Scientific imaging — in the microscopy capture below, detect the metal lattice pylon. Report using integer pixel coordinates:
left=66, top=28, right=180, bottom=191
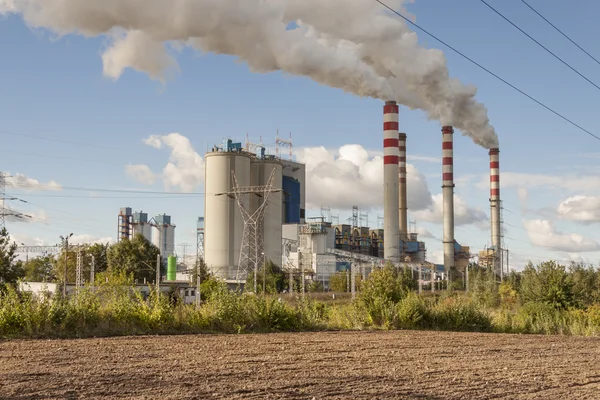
left=76, top=250, right=83, bottom=289
left=222, top=169, right=281, bottom=290
left=0, top=172, right=5, bottom=231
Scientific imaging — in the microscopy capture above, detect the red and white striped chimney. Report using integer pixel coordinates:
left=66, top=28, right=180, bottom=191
left=383, top=101, right=400, bottom=262
left=398, top=132, right=408, bottom=241
left=442, top=126, right=455, bottom=273
left=489, top=148, right=501, bottom=271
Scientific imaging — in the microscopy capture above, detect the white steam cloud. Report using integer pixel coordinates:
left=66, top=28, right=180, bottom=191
left=2, top=0, right=498, bottom=148
left=126, top=133, right=204, bottom=192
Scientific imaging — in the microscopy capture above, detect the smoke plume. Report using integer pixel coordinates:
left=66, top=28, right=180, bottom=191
left=2, top=0, right=498, bottom=148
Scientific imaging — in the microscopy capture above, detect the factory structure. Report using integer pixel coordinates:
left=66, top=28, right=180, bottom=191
left=117, top=208, right=176, bottom=258
left=200, top=101, right=505, bottom=290
left=203, top=138, right=306, bottom=281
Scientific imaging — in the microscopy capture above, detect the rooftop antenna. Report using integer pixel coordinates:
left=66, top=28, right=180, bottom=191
left=276, top=130, right=293, bottom=160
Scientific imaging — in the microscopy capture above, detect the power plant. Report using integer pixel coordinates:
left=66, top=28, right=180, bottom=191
left=117, top=207, right=176, bottom=258
left=106, top=104, right=506, bottom=291
left=195, top=100, right=504, bottom=290
left=203, top=139, right=306, bottom=282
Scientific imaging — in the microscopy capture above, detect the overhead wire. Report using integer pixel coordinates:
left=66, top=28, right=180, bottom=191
left=478, top=0, right=600, bottom=92
left=374, top=0, right=600, bottom=142
left=520, top=0, right=600, bottom=66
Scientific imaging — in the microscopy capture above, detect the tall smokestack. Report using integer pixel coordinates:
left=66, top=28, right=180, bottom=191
left=442, top=126, right=455, bottom=274
left=489, top=148, right=501, bottom=273
left=398, top=132, right=408, bottom=241
left=384, top=101, right=400, bottom=263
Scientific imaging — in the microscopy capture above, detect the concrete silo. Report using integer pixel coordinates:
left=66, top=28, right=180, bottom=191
left=204, top=149, right=251, bottom=280
left=152, top=214, right=175, bottom=257
left=261, top=158, right=283, bottom=268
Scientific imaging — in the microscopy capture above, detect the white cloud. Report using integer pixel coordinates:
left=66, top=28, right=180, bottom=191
left=9, top=233, right=46, bottom=247
left=413, top=194, right=487, bottom=227
left=4, top=208, right=48, bottom=225
left=143, top=135, right=165, bottom=149
left=557, top=195, right=600, bottom=223
left=69, top=234, right=115, bottom=245
left=5, top=173, right=62, bottom=191
left=428, top=249, right=444, bottom=265
left=102, top=30, right=179, bottom=83
left=296, top=144, right=433, bottom=212
left=125, top=164, right=157, bottom=185
left=523, top=219, right=600, bottom=252
left=0, top=0, right=15, bottom=13
left=474, top=172, right=600, bottom=194
left=517, top=186, right=528, bottom=210
left=126, top=133, right=204, bottom=192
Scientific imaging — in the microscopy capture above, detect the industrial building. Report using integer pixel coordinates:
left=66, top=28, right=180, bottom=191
left=117, top=208, right=176, bottom=258
left=199, top=99, right=504, bottom=291
left=203, top=138, right=306, bottom=281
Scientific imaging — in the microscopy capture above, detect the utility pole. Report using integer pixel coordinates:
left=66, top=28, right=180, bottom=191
left=262, top=252, right=266, bottom=294
left=156, top=254, right=161, bottom=295
left=76, top=250, right=83, bottom=290
left=196, top=260, right=201, bottom=308
left=60, top=233, right=73, bottom=298
left=90, top=255, right=95, bottom=292
left=418, top=263, right=422, bottom=294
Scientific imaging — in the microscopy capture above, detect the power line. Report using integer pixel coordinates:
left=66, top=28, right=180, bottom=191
left=7, top=181, right=204, bottom=195
left=0, top=129, right=128, bottom=153
left=521, top=0, right=600, bottom=66
left=375, top=0, right=600, bottom=142
left=478, top=0, right=600, bottom=92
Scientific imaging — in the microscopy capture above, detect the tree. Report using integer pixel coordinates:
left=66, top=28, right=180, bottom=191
left=0, top=228, right=24, bottom=289
left=468, top=265, right=499, bottom=307
left=87, top=242, right=110, bottom=275
left=245, top=260, right=286, bottom=294
left=520, top=261, right=574, bottom=309
left=53, top=242, right=110, bottom=286
left=569, top=262, right=600, bottom=307
left=107, top=235, right=161, bottom=283
left=24, top=254, right=56, bottom=282
left=190, top=257, right=210, bottom=285
left=308, top=279, right=324, bottom=293
left=329, top=272, right=348, bottom=292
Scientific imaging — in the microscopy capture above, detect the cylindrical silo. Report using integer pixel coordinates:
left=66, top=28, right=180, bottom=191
left=204, top=151, right=251, bottom=280
left=167, top=256, right=177, bottom=281
left=261, top=159, right=283, bottom=268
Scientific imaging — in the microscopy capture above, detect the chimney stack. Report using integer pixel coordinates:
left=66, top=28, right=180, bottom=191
left=398, top=132, right=408, bottom=241
left=383, top=101, right=400, bottom=263
left=489, top=148, right=501, bottom=273
left=442, top=126, right=455, bottom=274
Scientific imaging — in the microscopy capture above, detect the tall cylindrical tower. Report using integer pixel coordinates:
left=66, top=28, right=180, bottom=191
left=398, top=132, right=408, bottom=241
left=383, top=101, right=400, bottom=262
left=204, top=151, right=251, bottom=280
left=442, top=126, right=455, bottom=273
left=489, top=148, right=501, bottom=273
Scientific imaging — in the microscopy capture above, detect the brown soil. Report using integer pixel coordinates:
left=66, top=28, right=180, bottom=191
left=1, top=330, right=599, bottom=399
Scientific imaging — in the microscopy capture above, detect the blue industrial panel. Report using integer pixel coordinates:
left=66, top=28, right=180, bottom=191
left=283, top=176, right=301, bottom=223
left=454, top=241, right=462, bottom=252
left=336, top=262, right=351, bottom=272
left=405, top=241, right=419, bottom=253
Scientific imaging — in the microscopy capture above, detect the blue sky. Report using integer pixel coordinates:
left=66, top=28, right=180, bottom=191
left=2, top=0, right=600, bottom=269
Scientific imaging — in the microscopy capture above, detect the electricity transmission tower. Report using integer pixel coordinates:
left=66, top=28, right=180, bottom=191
left=219, top=170, right=281, bottom=290
left=0, top=173, right=4, bottom=230
left=196, top=217, right=204, bottom=265
left=76, top=250, right=83, bottom=289
left=0, top=172, right=31, bottom=229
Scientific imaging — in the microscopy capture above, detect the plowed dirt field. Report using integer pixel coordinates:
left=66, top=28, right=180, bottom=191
left=1, top=330, right=599, bottom=399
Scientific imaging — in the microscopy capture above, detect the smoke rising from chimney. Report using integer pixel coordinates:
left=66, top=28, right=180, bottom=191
left=2, top=0, right=498, bottom=148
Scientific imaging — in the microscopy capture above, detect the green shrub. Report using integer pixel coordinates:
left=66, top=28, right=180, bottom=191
left=394, top=293, right=428, bottom=330
left=430, top=296, right=492, bottom=332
